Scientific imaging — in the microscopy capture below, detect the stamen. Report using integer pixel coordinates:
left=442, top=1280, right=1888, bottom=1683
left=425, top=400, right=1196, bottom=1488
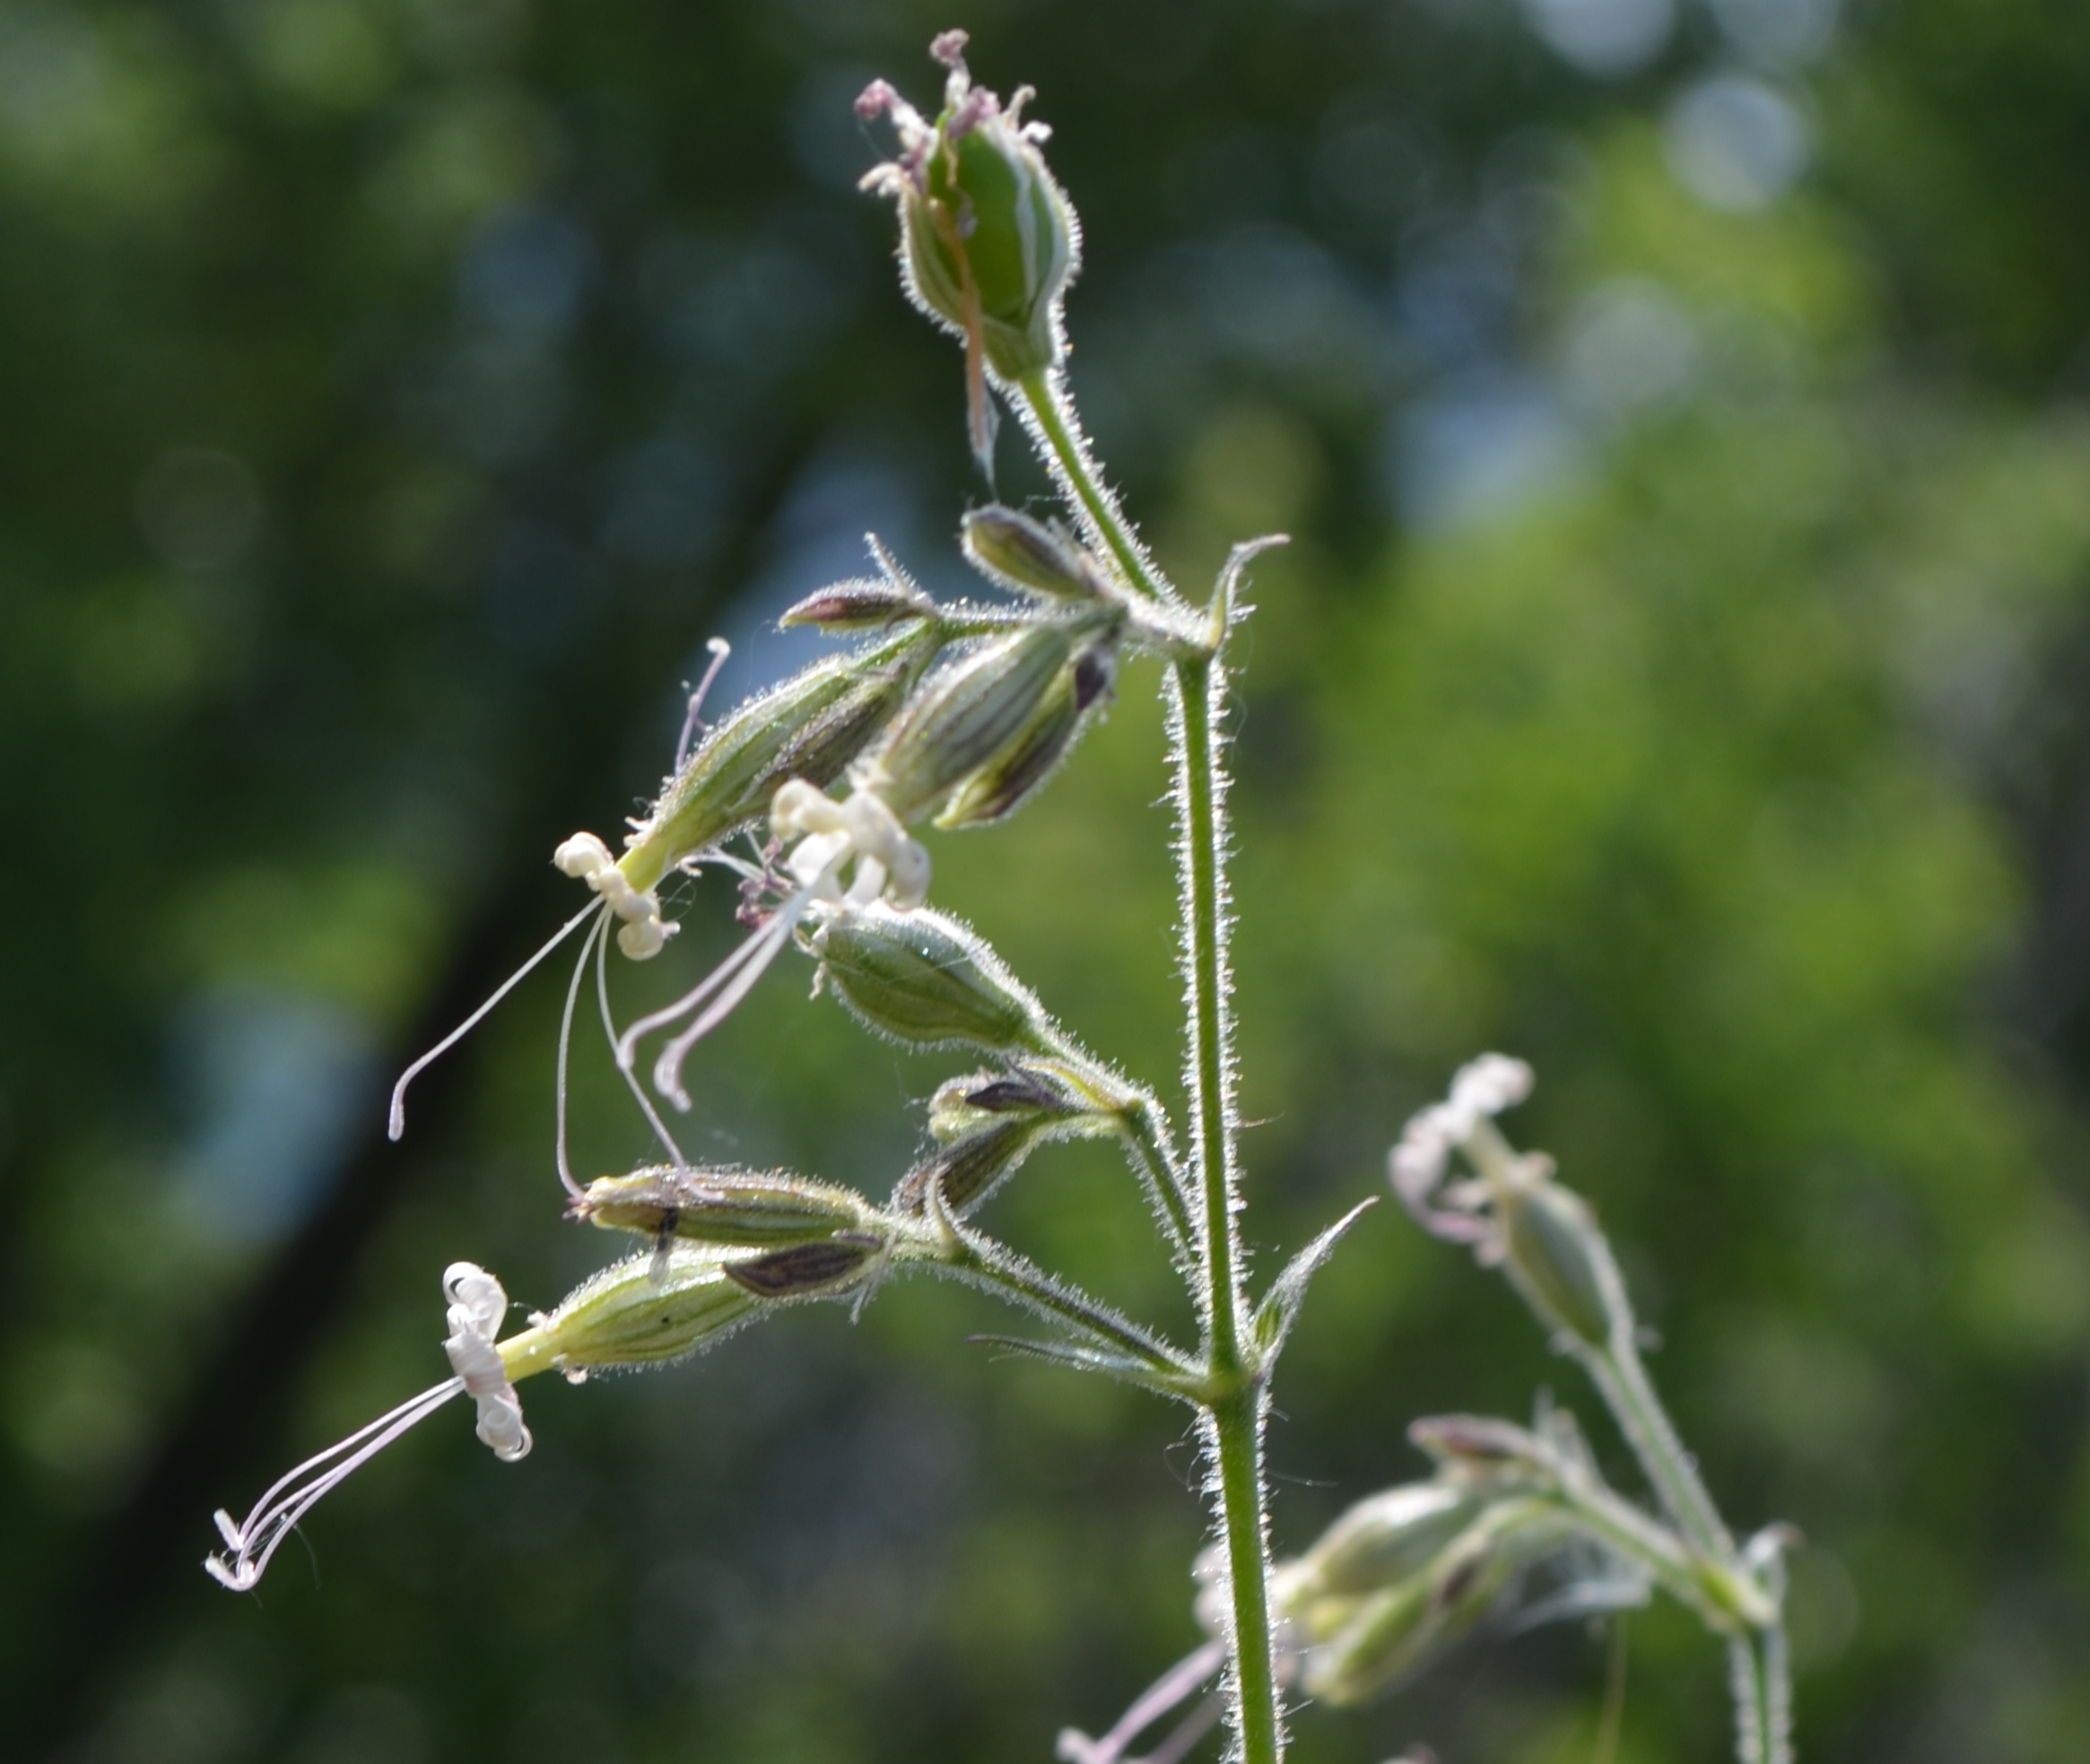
left=675, top=637, right=733, bottom=772
left=554, top=912, right=610, bottom=1198
left=205, top=1378, right=465, bottom=1591
left=206, top=1262, right=530, bottom=1594
left=1056, top=1640, right=1226, bottom=1764
left=595, top=900, right=689, bottom=1167
left=389, top=900, right=602, bottom=1142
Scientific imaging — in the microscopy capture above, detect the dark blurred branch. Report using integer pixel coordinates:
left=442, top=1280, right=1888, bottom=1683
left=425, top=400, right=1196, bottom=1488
left=13, top=425, right=814, bottom=1761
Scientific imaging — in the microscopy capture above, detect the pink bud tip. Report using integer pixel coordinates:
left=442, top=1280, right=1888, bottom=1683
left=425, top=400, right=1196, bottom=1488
left=855, top=80, right=899, bottom=122
left=929, top=29, right=969, bottom=68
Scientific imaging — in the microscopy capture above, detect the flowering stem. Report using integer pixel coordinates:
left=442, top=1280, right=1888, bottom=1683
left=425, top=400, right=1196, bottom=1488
left=1016, top=369, right=1176, bottom=608
left=1174, top=654, right=1284, bottom=1764
left=1727, top=1622, right=1793, bottom=1764
left=1577, top=1335, right=1733, bottom=1563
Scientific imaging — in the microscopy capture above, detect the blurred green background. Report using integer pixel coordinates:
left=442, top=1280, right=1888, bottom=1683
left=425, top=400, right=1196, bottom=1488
left=4, top=0, right=2089, bottom=1759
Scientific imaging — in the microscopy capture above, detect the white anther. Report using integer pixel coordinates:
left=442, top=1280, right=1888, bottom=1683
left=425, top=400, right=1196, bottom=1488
left=553, top=831, right=614, bottom=881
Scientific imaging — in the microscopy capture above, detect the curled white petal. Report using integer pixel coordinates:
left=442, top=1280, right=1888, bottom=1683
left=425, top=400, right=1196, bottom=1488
left=1450, top=1053, right=1535, bottom=1123
left=443, top=1261, right=533, bottom=1463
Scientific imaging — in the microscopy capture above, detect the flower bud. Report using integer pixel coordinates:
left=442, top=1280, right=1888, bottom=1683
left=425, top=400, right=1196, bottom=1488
left=934, top=639, right=1117, bottom=830
left=574, top=1166, right=881, bottom=1248
left=961, top=507, right=1104, bottom=602
left=861, top=39, right=1078, bottom=385
left=1406, top=1415, right=1561, bottom=1484
left=780, top=577, right=938, bottom=631
left=1296, top=1483, right=1490, bottom=1598
left=866, top=624, right=1075, bottom=823
left=1301, top=1499, right=1570, bottom=1708
left=623, top=626, right=935, bottom=893
left=1496, top=1166, right=1632, bottom=1351
left=925, top=1064, right=1082, bottom=1140
left=894, top=1117, right=1046, bottom=1217
left=811, top=901, right=1053, bottom=1055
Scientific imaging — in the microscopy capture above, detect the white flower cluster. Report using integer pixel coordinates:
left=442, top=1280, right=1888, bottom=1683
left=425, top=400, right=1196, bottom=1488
left=1388, top=1054, right=1534, bottom=1243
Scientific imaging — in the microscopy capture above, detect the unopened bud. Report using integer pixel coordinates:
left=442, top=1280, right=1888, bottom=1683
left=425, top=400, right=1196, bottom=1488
left=725, top=1233, right=886, bottom=1299
left=1496, top=1166, right=1631, bottom=1351
left=961, top=507, right=1104, bottom=602
left=1406, top=1415, right=1560, bottom=1484
left=625, top=628, right=934, bottom=892
left=934, top=639, right=1117, bottom=830
left=868, top=624, right=1075, bottom=823
left=1297, top=1483, right=1490, bottom=1598
left=812, top=901, right=1053, bottom=1055
left=863, top=48, right=1078, bottom=383
left=1301, top=1499, right=1570, bottom=1708
left=926, top=1064, right=1078, bottom=1140
left=895, top=1117, right=1046, bottom=1217
left=575, top=1166, right=881, bottom=1248
left=781, top=577, right=938, bottom=632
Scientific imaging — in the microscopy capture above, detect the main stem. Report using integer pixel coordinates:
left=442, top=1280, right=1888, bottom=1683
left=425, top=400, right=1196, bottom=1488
left=1020, top=361, right=1280, bottom=1763
left=1174, top=656, right=1283, bottom=1764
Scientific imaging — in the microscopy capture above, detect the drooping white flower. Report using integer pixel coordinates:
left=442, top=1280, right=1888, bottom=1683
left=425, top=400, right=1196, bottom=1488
left=205, top=1263, right=528, bottom=1592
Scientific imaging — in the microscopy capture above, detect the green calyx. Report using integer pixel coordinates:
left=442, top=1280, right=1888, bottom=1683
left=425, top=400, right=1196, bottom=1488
left=575, top=1166, right=883, bottom=1248
left=810, top=902, right=1054, bottom=1055
left=622, top=623, right=939, bottom=893
left=905, top=114, right=1075, bottom=382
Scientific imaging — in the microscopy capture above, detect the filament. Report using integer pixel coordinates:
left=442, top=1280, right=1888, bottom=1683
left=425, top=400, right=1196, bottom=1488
left=1056, top=1640, right=1225, bottom=1764
left=647, top=889, right=818, bottom=1110
left=675, top=636, right=733, bottom=772
left=554, top=911, right=610, bottom=1198
left=389, top=901, right=601, bottom=1143
left=613, top=881, right=824, bottom=1108
left=596, top=900, right=689, bottom=1167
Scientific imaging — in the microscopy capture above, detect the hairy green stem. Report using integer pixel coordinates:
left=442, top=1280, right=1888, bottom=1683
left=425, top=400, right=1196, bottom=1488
left=1021, top=352, right=1279, bottom=1762
left=1579, top=1337, right=1733, bottom=1560
left=1017, top=369, right=1177, bottom=608
left=1175, top=656, right=1283, bottom=1764
left=1117, top=1091, right=1196, bottom=1259
left=919, top=1228, right=1193, bottom=1377
left=1727, top=1623, right=1792, bottom=1764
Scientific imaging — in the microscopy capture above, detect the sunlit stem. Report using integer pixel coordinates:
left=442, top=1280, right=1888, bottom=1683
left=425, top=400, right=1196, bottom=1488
left=1025, top=345, right=1281, bottom=1760
left=1016, top=368, right=1179, bottom=610
left=918, top=1211, right=1196, bottom=1381
left=1728, top=1621, right=1793, bottom=1764
left=1575, top=1333, right=1734, bottom=1562
left=1175, top=649, right=1283, bottom=1764
left=1115, top=1090, right=1196, bottom=1264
